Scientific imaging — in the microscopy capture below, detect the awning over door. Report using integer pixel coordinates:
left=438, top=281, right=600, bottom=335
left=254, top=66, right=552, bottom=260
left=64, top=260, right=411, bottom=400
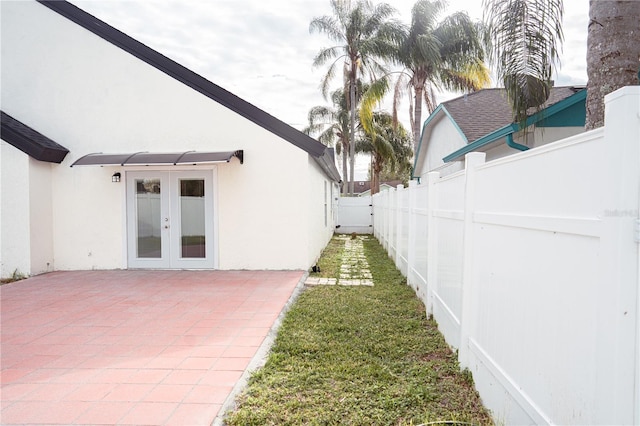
left=71, top=150, right=243, bottom=166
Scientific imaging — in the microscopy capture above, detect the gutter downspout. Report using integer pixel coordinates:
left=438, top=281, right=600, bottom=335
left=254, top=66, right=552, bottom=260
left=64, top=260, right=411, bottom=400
left=505, top=131, right=529, bottom=152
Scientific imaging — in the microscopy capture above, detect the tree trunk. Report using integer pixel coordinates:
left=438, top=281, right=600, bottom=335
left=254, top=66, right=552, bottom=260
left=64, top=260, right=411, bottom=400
left=413, top=85, right=424, bottom=154
left=341, top=139, right=348, bottom=194
left=371, top=154, right=382, bottom=195
left=585, top=0, right=640, bottom=130
left=348, top=68, right=357, bottom=196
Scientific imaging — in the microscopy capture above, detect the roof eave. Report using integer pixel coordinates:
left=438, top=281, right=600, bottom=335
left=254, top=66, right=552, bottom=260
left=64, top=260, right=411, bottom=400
left=442, top=89, right=587, bottom=163
left=1, top=111, right=69, bottom=163
left=411, top=105, right=468, bottom=179
left=36, top=0, right=327, bottom=158
left=314, top=148, right=342, bottom=183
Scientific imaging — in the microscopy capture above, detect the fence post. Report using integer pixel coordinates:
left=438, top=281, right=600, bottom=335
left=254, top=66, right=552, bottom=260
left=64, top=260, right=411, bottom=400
left=594, top=86, right=640, bottom=424
left=458, top=152, right=486, bottom=370
left=389, top=187, right=395, bottom=261
left=385, top=189, right=391, bottom=250
left=426, top=171, right=440, bottom=316
left=395, top=185, right=404, bottom=270
left=407, top=180, right=417, bottom=289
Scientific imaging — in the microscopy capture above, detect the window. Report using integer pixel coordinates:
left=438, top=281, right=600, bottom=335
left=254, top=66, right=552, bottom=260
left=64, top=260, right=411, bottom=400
left=324, top=181, right=328, bottom=227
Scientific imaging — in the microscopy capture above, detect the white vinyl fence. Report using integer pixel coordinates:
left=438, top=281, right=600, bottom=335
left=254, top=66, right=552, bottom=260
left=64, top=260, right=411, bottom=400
left=372, top=86, right=640, bottom=425
left=337, top=196, right=373, bottom=234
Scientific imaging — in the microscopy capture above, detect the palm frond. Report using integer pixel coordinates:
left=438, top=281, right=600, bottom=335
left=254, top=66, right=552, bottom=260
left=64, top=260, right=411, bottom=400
left=359, top=77, right=390, bottom=134
left=309, top=15, right=344, bottom=43
left=392, top=71, right=411, bottom=129
left=318, top=58, right=341, bottom=99
left=312, top=46, right=343, bottom=68
left=483, top=0, right=563, bottom=122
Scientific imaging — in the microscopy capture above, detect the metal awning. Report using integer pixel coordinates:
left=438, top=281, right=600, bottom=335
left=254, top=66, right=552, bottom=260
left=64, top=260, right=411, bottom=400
left=71, top=150, right=243, bottom=166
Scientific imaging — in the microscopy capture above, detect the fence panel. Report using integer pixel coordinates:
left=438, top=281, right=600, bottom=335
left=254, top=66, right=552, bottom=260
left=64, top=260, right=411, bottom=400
left=388, top=188, right=397, bottom=261
left=432, top=172, right=465, bottom=348
left=407, top=183, right=428, bottom=301
left=370, top=86, right=640, bottom=425
left=396, top=186, right=410, bottom=275
left=466, top=130, right=606, bottom=424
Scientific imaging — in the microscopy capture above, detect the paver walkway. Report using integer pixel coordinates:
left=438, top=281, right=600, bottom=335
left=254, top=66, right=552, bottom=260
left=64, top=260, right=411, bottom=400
left=305, top=235, right=373, bottom=287
left=0, top=270, right=303, bottom=425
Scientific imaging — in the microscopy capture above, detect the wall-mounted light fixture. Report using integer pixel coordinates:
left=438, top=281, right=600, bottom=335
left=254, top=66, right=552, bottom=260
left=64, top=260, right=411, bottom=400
left=112, top=172, right=121, bottom=183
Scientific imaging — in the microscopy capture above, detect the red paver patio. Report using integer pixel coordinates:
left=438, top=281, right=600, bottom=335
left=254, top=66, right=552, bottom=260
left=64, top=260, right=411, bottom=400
left=0, top=270, right=303, bottom=425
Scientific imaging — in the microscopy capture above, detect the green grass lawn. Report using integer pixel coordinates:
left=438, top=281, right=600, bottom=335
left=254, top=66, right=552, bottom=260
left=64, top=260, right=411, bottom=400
left=225, top=235, right=493, bottom=426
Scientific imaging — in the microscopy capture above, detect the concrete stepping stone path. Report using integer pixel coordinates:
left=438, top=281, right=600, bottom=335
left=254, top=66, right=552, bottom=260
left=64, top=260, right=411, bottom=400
left=305, top=235, right=374, bottom=287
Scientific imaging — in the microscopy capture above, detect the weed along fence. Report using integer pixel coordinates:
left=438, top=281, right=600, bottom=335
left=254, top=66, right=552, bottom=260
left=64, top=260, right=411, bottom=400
left=372, top=86, right=640, bottom=425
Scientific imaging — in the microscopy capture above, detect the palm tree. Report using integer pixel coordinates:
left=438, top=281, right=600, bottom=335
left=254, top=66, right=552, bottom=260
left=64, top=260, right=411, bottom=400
left=483, top=0, right=563, bottom=126
left=357, top=111, right=412, bottom=195
left=310, top=0, right=403, bottom=195
left=483, top=0, right=639, bottom=130
left=586, top=1, right=640, bottom=129
left=393, top=0, right=490, bottom=150
left=303, top=89, right=351, bottom=194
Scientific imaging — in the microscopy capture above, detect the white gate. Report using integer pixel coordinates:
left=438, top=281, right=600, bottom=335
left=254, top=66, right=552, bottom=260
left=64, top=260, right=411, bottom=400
left=336, top=196, right=372, bottom=234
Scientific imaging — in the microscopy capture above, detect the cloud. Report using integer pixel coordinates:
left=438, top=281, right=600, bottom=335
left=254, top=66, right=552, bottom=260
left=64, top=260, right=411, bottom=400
left=70, top=0, right=589, bottom=180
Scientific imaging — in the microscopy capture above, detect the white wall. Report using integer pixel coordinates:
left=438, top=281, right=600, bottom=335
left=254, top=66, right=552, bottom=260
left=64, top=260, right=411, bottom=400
left=306, top=158, right=336, bottom=268
left=0, top=142, right=31, bottom=278
left=1, top=1, right=335, bottom=271
left=416, top=110, right=585, bottom=176
left=414, top=112, right=467, bottom=177
left=1, top=143, right=56, bottom=278
left=373, top=86, right=640, bottom=425
left=28, top=158, right=54, bottom=275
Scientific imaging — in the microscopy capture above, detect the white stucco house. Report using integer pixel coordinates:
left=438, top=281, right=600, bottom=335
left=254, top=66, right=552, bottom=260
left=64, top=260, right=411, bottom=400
left=413, top=86, right=587, bottom=178
left=0, top=0, right=341, bottom=278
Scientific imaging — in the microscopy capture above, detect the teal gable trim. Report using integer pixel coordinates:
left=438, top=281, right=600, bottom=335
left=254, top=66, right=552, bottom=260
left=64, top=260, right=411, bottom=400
left=521, top=89, right=586, bottom=128
left=538, top=100, right=586, bottom=127
left=443, top=123, right=514, bottom=162
left=442, top=89, right=586, bottom=163
left=441, top=107, right=468, bottom=141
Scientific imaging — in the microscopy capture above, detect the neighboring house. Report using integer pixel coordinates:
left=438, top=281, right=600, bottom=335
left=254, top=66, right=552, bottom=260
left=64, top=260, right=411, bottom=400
left=413, top=86, right=586, bottom=178
left=0, top=0, right=341, bottom=278
left=353, top=180, right=404, bottom=197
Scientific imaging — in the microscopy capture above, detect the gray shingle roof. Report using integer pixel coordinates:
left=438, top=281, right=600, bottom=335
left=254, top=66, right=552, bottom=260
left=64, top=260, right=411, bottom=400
left=443, top=86, right=585, bottom=143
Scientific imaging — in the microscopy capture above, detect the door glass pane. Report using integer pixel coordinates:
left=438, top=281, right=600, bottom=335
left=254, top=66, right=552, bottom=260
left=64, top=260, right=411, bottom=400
left=180, top=179, right=205, bottom=258
left=136, top=179, right=162, bottom=258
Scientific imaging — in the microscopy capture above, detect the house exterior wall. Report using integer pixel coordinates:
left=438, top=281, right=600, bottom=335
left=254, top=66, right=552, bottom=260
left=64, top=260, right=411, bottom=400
left=529, top=126, right=584, bottom=147
left=306, top=157, right=336, bottom=266
left=0, top=142, right=31, bottom=278
left=28, top=158, right=55, bottom=275
left=484, top=126, right=586, bottom=162
left=416, top=112, right=585, bottom=176
left=1, top=1, right=335, bottom=273
left=415, top=113, right=466, bottom=177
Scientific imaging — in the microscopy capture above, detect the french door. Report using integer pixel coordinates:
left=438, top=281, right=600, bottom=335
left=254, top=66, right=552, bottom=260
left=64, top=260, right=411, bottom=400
left=126, top=170, right=214, bottom=269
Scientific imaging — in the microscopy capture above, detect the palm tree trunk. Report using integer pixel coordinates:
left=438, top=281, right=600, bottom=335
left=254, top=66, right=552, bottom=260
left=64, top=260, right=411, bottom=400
left=342, top=140, right=348, bottom=194
left=586, top=0, right=640, bottom=130
left=371, top=154, right=382, bottom=195
left=413, top=85, right=424, bottom=153
left=349, top=70, right=357, bottom=196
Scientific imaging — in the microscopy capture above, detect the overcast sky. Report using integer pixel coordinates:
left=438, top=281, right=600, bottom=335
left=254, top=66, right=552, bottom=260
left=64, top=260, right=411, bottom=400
left=70, top=0, right=589, bottom=178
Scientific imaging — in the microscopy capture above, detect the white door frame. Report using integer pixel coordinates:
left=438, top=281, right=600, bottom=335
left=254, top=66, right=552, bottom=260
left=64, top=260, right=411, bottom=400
left=126, top=169, right=216, bottom=269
